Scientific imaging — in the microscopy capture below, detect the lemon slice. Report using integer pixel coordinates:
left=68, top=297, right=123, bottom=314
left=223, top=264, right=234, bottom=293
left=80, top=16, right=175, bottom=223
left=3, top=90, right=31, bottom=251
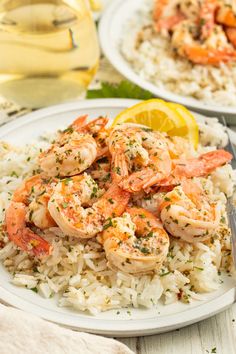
left=168, top=103, right=199, bottom=149
left=112, top=99, right=199, bottom=149
left=112, top=99, right=185, bottom=132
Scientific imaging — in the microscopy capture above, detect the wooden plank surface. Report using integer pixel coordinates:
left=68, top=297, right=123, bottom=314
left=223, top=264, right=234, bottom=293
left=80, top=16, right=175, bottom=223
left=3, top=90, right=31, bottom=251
left=117, top=303, right=236, bottom=354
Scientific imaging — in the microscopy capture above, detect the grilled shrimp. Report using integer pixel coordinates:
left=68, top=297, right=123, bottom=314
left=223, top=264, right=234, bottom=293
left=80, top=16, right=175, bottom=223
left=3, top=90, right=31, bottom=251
left=5, top=174, right=57, bottom=257
left=153, top=0, right=186, bottom=32
left=225, top=27, right=236, bottom=48
left=159, top=180, right=222, bottom=242
left=39, top=116, right=108, bottom=177
left=200, top=0, right=219, bottom=39
left=166, top=136, right=196, bottom=159
left=48, top=173, right=130, bottom=239
left=109, top=125, right=172, bottom=191
left=216, top=0, right=236, bottom=47
left=172, top=19, right=236, bottom=65
left=88, top=155, right=112, bottom=189
left=216, top=1, right=236, bottom=27
left=101, top=207, right=169, bottom=274
left=158, top=149, right=232, bottom=186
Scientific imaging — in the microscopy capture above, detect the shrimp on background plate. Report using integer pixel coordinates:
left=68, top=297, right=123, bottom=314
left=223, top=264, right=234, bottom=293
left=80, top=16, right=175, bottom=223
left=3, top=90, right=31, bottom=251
left=171, top=19, right=236, bottom=65
left=153, top=0, right=186, bottom=32
left=101, top=207, right=169, bottom=274
left=154, top=0, right=236, bottom=64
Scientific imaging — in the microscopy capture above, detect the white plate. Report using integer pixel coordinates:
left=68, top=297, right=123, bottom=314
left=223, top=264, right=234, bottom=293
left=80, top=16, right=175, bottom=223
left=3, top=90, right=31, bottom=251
left=99, top=0, right=236, bottom=120
left=0, top=99, right=235, bottom=337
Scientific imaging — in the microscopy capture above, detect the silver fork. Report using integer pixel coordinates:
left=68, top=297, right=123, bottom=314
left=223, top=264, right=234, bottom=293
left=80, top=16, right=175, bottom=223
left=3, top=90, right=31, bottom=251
left=220, top=116, right=236, bottom=267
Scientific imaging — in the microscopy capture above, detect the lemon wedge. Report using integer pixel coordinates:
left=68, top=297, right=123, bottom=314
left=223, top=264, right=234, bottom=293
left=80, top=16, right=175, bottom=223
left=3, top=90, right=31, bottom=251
left=168, top=103, right=199, bottom=149
left=112, top=99, right=199, bottom=149
left=112, top=99, right=185, bottom=131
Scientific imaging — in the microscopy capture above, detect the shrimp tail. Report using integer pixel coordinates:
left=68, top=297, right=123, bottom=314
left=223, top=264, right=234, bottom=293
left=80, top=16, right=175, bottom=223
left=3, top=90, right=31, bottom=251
left=225, top=27, right=236, bottom=48
left=75, top=116, right=109, bottom=134
left=71, top=115, right=88, bottom=131
left=119, top=169, right=155, bottom=192
left=159, top=149, right=232, bottom=186
left=120, top=168, right=170, bottom=192
left=112, top=152, right=129, bottom=182
left=184, top=45, right=236, bottom=65
left=99, top=183, right=130, bottom=219
left=5, top=202, right=52, bottom=257
left=174, top=149, right=232, bottom=177
left=216, top=5, right=236, bottom=27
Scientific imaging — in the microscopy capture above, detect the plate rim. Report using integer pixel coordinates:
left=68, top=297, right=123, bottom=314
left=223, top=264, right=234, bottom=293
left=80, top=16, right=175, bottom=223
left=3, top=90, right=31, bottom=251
left=99, top=0, right=236, bottom=116
left=0, top=98, right=235, bottom=336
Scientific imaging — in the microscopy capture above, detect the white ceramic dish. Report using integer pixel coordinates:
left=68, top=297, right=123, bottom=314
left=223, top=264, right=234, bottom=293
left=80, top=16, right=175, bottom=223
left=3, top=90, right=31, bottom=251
left=99, top=0, right=236, bottom=122
left=0, top=99, right=235, bottom=337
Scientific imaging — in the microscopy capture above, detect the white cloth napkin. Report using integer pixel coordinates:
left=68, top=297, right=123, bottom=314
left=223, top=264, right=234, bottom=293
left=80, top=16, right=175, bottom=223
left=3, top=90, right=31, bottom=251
left=0, top=304, right=134, bottom=354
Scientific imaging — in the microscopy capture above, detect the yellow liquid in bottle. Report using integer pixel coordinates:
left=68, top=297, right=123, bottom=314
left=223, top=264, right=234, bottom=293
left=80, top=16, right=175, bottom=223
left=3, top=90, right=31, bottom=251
left=0, top=0, right=100, bottom=108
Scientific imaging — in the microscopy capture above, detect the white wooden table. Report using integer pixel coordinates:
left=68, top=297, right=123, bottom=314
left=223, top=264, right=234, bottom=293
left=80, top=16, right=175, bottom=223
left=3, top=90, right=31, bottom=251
left=118, top=303, right=236, bottom=354
left=0, top=55, right=235, bottom=354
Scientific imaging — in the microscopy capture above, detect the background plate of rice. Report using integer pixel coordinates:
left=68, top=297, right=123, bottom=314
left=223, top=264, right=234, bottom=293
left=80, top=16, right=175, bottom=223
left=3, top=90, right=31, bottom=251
left=99, top=0, right=236, bottom=122
left=0, top=99, right=235, bottom=337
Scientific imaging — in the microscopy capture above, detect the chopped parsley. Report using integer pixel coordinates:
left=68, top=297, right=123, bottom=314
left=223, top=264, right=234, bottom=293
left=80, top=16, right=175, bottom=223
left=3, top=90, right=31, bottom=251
left=160, top=271, right=171, bottom=277
left=64, top=178, right=72, bottom=186
left=194, top=266, right=204, bottom=271
left=140, top=247, right=151, bottom=254
left=62, top=126, right=74, bottom=134
left=103, top=218, right=113, bottom=230
left=31, top=287, right=38, bottom=293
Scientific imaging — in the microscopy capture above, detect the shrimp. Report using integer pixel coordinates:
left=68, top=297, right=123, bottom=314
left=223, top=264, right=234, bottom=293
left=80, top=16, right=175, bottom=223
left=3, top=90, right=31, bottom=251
left=153, top=0, right=186, bottom=32
left=5, top=203, right=52, bottom=257
left=101, top=207, right=169, bottom=274
left=166, top=136, right=196, bottom=159
left=131, top=189, right=167, bottom=217
left=5, top=174, right=57, bottom=257
left=159, top=149, right=232, bottom=186
left=172, top=19, right=236, bottom=65
left=48, top=173, right=130, bottom=239
left=39, top=116, right=108, bottom=177
left=10, top=174, right=57, bottom=230
left=159, top=179, right=222, bottom=242
left=109, top=125, right=172, bottom=191
left=215, top=1, right=236, bottom=47
left=216, top=1, right=236, bottom=27
left=225, top=27, right=236, bottom=47
left=73, top=115, right=110, bottom=158
left=200, top=0, right=220, bottom=40
left=88, top=155, right=112, bottom=189
left=179, top=0, right=201, bottom=21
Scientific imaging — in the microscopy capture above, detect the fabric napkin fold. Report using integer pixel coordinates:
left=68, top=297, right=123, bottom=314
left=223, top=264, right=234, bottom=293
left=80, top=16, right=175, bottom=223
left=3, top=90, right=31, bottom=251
left=0, top=304, right=134, bottom=354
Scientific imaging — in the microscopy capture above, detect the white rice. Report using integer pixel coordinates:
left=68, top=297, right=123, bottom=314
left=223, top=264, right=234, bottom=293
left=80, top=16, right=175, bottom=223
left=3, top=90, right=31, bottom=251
left=120, top=0, right=236, bottom=107
left=0, top=118, right=235, bottom=314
